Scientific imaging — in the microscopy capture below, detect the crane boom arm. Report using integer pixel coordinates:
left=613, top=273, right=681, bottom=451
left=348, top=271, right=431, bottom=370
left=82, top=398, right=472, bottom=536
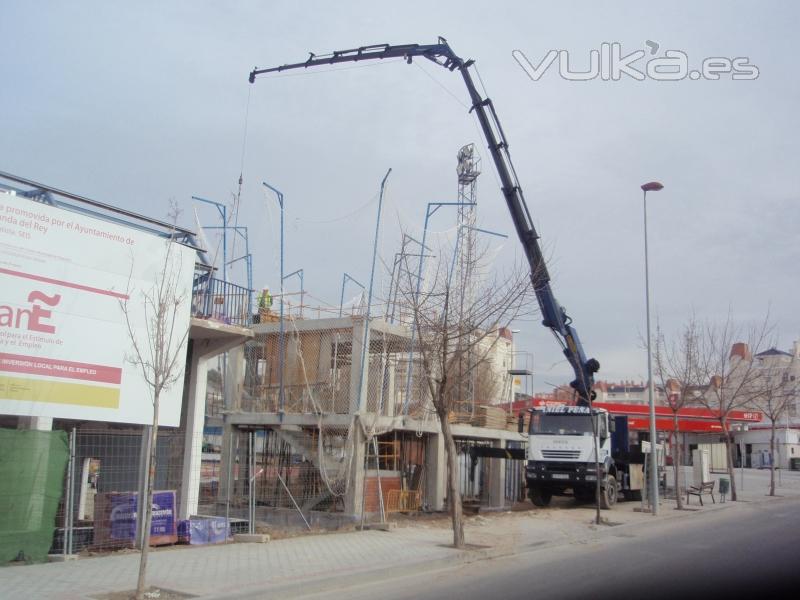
left=249, top=38, right=599, bottom=404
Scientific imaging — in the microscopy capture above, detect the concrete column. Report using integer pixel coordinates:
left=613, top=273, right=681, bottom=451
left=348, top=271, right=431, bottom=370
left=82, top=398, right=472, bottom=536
left=384, top=357, right=396, bottom=417
left=178, top=349, right=208, bottom=519
left=224, top=345, right=245, bottom=411
left=217, top=422, right=236, bottom=505
left=344, top=420, right=366, bottom=517
left=181, top=340, right=246, bottom=518
left=425, top=432, right=446, bottom=511
left=488, top=438, right=506, bottom=508
left=350, top=319, right=368, bottom=413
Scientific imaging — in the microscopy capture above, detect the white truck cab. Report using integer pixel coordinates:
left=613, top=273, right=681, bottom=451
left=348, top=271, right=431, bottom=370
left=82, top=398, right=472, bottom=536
left=523, top=405, right=617, bottom=508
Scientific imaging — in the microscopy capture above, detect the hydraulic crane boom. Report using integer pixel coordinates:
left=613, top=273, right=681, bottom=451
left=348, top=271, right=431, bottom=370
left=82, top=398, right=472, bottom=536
left=249, top=38, right=600, bottom=404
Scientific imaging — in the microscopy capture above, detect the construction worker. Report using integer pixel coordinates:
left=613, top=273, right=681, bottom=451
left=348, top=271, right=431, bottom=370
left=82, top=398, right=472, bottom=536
left=258, top=286, right=273, bottom=312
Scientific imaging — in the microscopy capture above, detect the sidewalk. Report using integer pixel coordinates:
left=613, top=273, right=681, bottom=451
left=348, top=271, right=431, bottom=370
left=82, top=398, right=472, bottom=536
left=2, top=468, right=798, bottom=600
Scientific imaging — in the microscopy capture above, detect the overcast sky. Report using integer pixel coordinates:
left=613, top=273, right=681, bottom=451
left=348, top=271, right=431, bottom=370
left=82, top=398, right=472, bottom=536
left=2, top=1, right=798, bottom=392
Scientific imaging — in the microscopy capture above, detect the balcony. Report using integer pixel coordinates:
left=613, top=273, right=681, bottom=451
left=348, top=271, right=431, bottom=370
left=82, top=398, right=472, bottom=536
left=192, top=274, right=253, bottom=328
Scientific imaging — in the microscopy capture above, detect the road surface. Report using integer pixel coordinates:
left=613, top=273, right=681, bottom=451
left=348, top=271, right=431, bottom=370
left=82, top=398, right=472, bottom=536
left=293, top=498, right=800, bottom=600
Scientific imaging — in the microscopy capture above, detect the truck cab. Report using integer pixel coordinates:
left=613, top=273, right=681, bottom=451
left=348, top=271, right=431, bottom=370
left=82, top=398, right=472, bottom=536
left=523, top=405, right=618, bottom=508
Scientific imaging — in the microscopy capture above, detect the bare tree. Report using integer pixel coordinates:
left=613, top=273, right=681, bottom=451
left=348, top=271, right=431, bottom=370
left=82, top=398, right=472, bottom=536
left=696, top=314, right=771, bottom=502
left=751, top=350, right=797, bottom=496
left=402, top=248, right=532, bottom=548
left=120, top=203, right=191, bottom=600
left=653, top=316, right=704, bottom=509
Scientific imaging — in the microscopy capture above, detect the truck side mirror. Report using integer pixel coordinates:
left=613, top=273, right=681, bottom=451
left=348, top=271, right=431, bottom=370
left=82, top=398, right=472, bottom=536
left=518, top=413, right=525, bottom=434
left=609, top=418, right=616, bottom=434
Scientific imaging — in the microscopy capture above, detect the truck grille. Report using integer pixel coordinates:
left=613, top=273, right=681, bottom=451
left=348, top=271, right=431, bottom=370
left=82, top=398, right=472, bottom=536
left=541, top=450, right=581, bottom=460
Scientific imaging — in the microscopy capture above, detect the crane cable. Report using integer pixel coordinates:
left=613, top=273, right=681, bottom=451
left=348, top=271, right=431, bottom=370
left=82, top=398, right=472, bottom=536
left=230, top=85, right=253, bottom=269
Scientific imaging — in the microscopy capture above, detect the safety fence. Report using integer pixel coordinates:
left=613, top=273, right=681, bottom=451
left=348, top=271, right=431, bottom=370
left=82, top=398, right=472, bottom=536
left=0, top=429, right=69, bottom=564
left=1, top=424, right=201, bottom=564
left=201, top=426, right=356, bottom=533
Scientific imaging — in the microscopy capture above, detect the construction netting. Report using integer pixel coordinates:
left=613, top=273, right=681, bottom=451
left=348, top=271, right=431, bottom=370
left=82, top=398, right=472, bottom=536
left=0, top=428, right=69, bottom=564
left=239, top=312, right=435, bottom=503
left=243, top=318, right=436, bottom=416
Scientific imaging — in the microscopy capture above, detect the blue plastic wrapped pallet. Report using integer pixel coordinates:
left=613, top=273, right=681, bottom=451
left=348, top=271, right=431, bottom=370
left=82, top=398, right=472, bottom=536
left=177, top=516, right=230, bottom=545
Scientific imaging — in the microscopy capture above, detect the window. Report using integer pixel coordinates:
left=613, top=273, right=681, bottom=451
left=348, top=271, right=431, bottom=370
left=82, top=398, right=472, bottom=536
left=530, top=413, right=594, bottom=436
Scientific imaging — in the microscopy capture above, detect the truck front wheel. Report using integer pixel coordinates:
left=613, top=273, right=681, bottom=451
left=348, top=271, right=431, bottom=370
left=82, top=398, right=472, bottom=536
left=600, top=475, right=618, bottom=509
left=528, top=485, right=552, bottom=507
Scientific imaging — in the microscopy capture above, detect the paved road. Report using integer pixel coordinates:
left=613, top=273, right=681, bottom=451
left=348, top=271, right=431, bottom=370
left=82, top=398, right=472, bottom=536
left=296, top=498, right=800, bottom=600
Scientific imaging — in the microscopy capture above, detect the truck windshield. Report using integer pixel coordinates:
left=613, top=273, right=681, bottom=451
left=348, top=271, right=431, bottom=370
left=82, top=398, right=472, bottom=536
left=530, top=413, right=594, bottom=436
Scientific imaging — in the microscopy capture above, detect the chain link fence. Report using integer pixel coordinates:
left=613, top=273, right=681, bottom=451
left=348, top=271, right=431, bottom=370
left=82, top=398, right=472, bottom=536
left=0, top=422, right=208, bottom=563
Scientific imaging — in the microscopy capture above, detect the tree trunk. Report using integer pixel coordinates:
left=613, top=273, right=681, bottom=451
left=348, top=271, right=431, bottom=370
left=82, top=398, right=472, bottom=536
left=437, top=406, right=465, bottom=548
left=769, top=422, right=776, bottom=496
left=722, top=423, right=738, bottom=502
left=136, top=390, right=160, bottom=600
left=673, top=412, right=683, bottom=509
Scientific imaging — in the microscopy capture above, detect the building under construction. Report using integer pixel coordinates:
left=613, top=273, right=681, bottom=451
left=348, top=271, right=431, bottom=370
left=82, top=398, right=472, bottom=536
left=202, top=144, right=528, bottom=531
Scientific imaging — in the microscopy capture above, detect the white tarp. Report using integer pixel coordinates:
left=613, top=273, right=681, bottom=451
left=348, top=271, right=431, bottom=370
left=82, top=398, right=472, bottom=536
left=0, top=192, right=194, bottom=426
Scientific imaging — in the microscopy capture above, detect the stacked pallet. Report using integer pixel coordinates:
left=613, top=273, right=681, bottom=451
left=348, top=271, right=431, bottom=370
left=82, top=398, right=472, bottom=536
left=471, top=405, right=507, bottom=429
left=507, top=414, right=521, bottom=432
left=448, top=411, right=473, bottom=425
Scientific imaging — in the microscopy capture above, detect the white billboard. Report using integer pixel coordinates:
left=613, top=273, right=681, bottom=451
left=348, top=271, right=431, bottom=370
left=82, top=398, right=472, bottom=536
left=0, top=192, right=195, bottom=426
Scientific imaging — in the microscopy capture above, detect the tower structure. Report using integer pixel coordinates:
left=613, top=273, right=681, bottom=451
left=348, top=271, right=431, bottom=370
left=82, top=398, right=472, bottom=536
left=455, top=144, right=481, bottom=414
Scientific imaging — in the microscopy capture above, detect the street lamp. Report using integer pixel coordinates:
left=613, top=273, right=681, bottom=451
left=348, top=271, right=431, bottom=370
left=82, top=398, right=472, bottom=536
left=262, top=181, right=285, bottom=415
left=641, top=180, right=664, bottom=515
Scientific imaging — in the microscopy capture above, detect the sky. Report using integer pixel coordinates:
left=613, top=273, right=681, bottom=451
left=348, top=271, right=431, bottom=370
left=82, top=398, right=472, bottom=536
left=2, top=1, right=798, bottom=393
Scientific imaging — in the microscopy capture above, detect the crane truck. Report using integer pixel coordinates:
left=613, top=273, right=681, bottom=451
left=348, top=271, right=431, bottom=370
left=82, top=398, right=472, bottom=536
left=521, top=404, right=662, bottom=507
left=249, top=38, right=601, bottom=407
left=250, top=39, right=612, bottom=506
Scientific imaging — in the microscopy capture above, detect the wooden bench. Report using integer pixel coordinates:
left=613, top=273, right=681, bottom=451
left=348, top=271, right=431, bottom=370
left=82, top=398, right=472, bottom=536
left=686, top=480, right=716, bottom=506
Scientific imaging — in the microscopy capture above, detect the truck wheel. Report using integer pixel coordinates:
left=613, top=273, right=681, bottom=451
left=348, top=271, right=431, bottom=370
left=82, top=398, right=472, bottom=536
left=528, top=486, right=552, bottom=507
left=600, top=475, right=618, bottom=509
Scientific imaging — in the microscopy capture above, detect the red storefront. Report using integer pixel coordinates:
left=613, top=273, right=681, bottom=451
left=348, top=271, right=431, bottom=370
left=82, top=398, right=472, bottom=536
left=509, top=398, right=762, bottom=433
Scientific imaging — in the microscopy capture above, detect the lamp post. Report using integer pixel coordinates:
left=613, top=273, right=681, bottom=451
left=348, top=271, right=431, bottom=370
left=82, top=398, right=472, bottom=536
left=262, top=181, right=285, bottom=415
left=641, top=180, right=664, bottom=515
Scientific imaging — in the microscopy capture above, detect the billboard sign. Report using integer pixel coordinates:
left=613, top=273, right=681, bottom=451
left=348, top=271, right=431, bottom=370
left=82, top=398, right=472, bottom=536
left=0, top=191, right=194, bottom=426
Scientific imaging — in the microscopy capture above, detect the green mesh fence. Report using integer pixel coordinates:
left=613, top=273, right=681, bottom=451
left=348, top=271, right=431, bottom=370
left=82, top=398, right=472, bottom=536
left=0, top=428, right=69, bottom=564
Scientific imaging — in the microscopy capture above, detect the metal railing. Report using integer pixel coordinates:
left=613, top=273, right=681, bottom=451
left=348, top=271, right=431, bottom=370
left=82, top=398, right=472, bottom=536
left=192, top=274, right=253, bottom=327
